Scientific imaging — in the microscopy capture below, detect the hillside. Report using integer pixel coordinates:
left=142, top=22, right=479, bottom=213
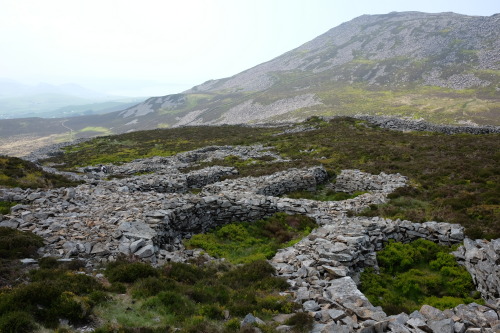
left=0, top=11, right=499, bottom=157
left=0, top=117, right=499, bottom=331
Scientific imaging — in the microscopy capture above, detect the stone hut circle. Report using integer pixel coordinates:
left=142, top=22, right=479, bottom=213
left=1, top=144, right=499, bottom=332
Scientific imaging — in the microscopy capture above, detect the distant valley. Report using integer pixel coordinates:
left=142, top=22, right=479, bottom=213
left=0, top=78, right=144, bottom=119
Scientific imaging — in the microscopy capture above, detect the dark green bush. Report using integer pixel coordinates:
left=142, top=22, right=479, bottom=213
left=143, top=291, right=195, bottom=317
left=222, top=260, right=276, bottom=288
left=38, top=256, right=59, bottom=269
left=285, top=312, right=314, bottom=333
left=0, top=311, right=36, bottom=333
left=0, top=227, right=44, bottom=259
left=188, top=281, right=230, bottom=304
left=181, top=319, right=220, bottom=333
left=131, top=276, right=177, bottom=299
left=198, top=303, right=225, bottom=320
left=162, top=262, right=206, bottom=284
left=105, top=261, right=159, bottom=283
left=0, top=267, right=104, bottom=328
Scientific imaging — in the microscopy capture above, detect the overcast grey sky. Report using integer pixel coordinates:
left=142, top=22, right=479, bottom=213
left=1, top=0, right=499, bottom=96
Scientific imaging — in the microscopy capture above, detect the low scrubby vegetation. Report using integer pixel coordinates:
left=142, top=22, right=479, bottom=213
left=360, top=239, right=482, bottom=315
left=42, top=117, right=500, bottom=238
left=94, top=257, right=296, bottom=332
left=185, top=213, right=317, bottom=263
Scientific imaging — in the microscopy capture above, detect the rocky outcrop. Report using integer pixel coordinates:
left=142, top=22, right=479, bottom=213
left=0, top=160, right=408, bottom=263
left=108, top=166, right=238, bottom=194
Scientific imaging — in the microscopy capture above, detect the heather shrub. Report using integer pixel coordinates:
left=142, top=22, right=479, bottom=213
left=105, top=261, right=159, bottom=283
left=0, top=311, right=36, bottom=333
left=0, top=227, right=43, bottom=259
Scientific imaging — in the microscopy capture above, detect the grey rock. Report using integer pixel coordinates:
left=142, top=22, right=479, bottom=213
left=328, top=309, right=345, bottom=320
left=0, top=220, right=19, bottom=228
left=241, top=313, right=265, bottom=326
left=275, top=325, right=293, bottom=332
left=420, top=305, right=446, bottom=321
left=454, top=322, right=466, bottom=333
left=20, top=258, right=37, bottom=264
left=428, top=319, right=454, bottom=333
left=130, top=239, right=146, bottom=253
left=135, top=245, right=155, bottom=258
left=303, top=300, right=321, bottom=312
left=91, top=242, right=109, bottom=255
left=118, top=221, right=156, bottom=239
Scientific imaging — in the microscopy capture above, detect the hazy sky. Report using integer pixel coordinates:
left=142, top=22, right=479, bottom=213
left=1, top=0, right=499, bottom=96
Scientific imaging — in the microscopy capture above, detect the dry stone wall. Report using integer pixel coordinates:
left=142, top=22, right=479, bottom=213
left=333, top=169, right=408, bottom=194
left=202, top=166, right=328, bottom=196
left=353, top=115, right=500, bottom=135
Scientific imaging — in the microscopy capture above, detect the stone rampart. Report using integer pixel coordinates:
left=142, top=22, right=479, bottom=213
left=354, top=115, right=500, bottom=135
left=333, top=169, right=408, bottom=194
left=108, top=166, right=238, bottom=194
left=202, top=166, right=328, bottom=196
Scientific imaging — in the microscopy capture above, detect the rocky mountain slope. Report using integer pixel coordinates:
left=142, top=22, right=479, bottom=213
left=0, top=11, right=499, bottom=156
left=120, top=11, right=499, bottom=127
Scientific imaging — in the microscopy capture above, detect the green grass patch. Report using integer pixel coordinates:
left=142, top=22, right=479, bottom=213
left=360, top=239, right=483, bottom=315
left=78, top=126, right=112, bottom=134
left=184, top=213, right=317, bottom=264
left=0, top=201, right=15, bottom=215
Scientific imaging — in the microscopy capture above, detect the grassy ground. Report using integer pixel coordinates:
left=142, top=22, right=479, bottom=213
left=43, top=117, right=499, bottom=238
